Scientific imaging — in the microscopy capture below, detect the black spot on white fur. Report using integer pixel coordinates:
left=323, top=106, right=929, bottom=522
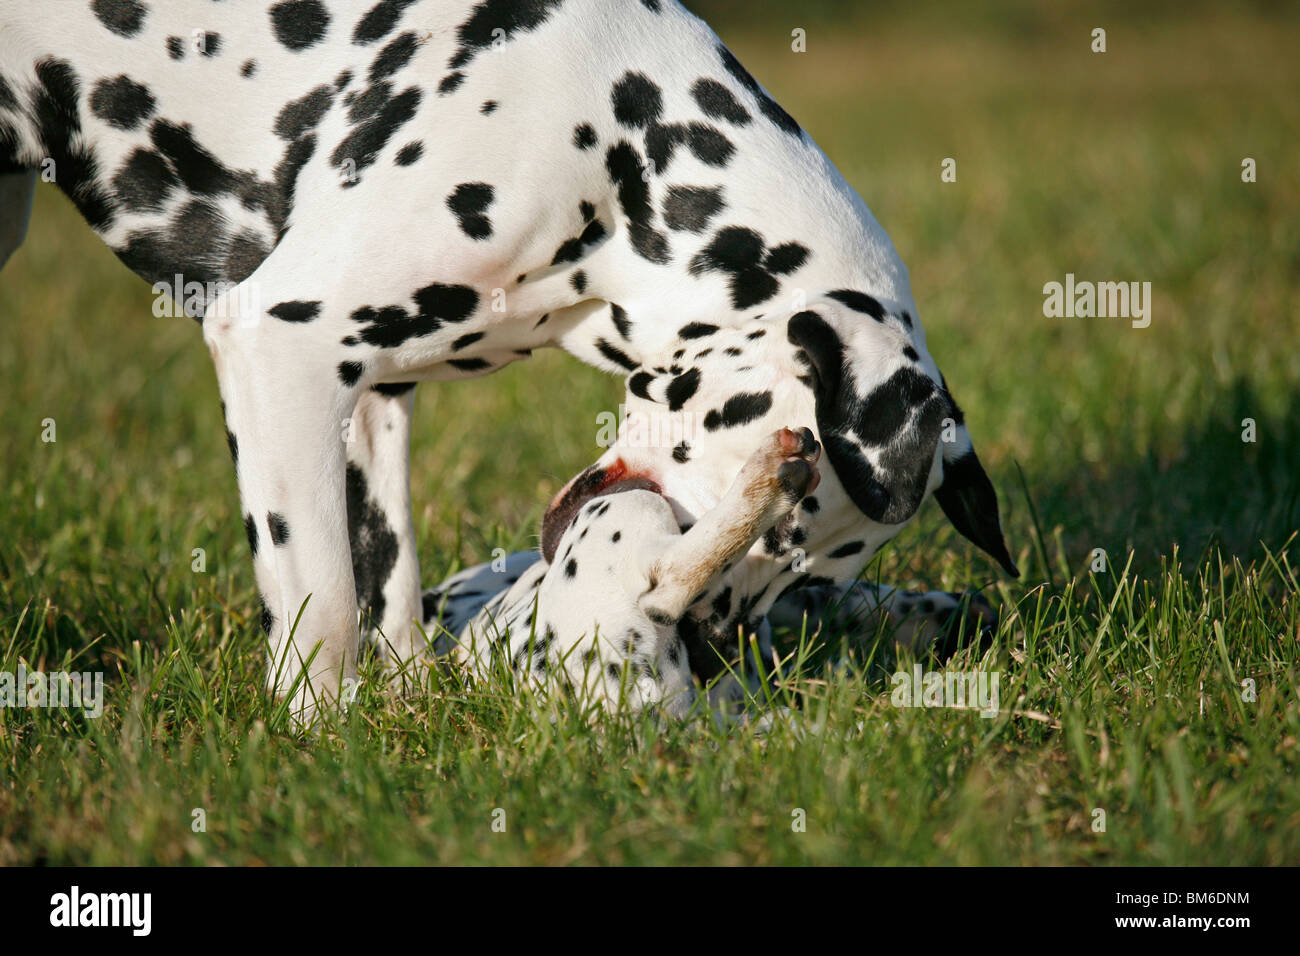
left=689, top=226, right=808, bottom=310
left=551, top=214, right=607, bottom=265
left=606, top=141, right=670, bottom=264
left=596, top=339, right=637, bottom=371
left=629, top=371, right=653, bottom=400
left=270, top=0, right=331, bottom=52
left=353, top=0, right=419, bottom=46
left=663, top=185, right=724, bottom=233
left=609, top=304, right=631, bottom=339
left=267, top=512, right=291, bottom=546
left=344, top=284, right=479, bottom=349
left=717, top=44, right=802, bottom=137
left=678, top=322, right=718, bottom=339
left=691, top=79, right=751, bottom=125
left=447, top=183, right=494, bottom=239
left=268, top=301, right=321, bottom=323
left=371, top=32, right=419, bottom=80
left=30, top=59, right=117, bottom=231
left=394, top=141, right=423, bottom=165
left=703, top=391, right=773, bottom=431
left=111, top=149, right=176, bottom=213
left=329, top=72, right=421, bottom=187
left=339, top=361, right=364, bottom=386
left=346, top=462, right=400, bottom=631
left=244, top=514, right=258, bottom=556
left=612, top=73, right=663, bottom=129
left=666, top=368, right=701, bottom=410
left=89, top=76, right=156, bottom=131
left=274, top=86, right=334, bottom=141
left=448, top=0, right=565, bottom=73
left=92, top=0, right=147, bottom=38
left=826, top=288, right=886, bottom=321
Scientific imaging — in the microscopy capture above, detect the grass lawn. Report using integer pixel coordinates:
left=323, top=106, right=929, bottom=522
left=1, top=2, right=1297, bottom=865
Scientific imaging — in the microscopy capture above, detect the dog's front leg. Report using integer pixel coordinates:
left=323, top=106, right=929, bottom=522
left=205, top=292, right=359, bottom=727
left=344, top=384, right=424, bottom=682
left=0, top=169, right=36, bottom=272
left=639, top=427, right=821, bottom=623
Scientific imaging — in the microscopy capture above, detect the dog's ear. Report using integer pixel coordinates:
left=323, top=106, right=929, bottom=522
left=933, top=442, right=1019, bottom=577
left=931, top=378, right=1018, bottom=576
left=787, top=308, right=946, bottom=526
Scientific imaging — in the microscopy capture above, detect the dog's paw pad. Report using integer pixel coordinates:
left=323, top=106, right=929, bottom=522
left=777, top=458, right=815, bottom=498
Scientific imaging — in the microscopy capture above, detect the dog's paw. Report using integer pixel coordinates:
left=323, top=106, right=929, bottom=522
left=767, top=426, right=822, bottom=501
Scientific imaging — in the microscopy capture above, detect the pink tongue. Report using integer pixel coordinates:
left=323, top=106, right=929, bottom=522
left=540, top=460, right=661, bottom=563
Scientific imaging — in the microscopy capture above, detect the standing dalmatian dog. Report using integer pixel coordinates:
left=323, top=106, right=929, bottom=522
left=0, top=0, right=1016, bottom=722
left=426, top=313, right=1006, bottom=719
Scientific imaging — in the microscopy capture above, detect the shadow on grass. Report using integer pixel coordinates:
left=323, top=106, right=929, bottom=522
left=1018, top=376, right=1298, bottom=578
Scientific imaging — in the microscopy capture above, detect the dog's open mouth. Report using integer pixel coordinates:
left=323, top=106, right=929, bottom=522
left=540, top=458, right=661, bottom=563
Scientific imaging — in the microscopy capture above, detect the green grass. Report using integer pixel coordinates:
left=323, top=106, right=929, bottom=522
left=1, top=3, right=1298, bottom=865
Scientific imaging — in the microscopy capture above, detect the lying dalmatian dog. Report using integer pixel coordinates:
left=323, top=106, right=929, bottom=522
left=424, top=313, right=1004, bottom=719
left=0, top=0, right=1016, bottom=721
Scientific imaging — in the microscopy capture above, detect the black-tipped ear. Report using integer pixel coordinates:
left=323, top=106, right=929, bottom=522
left=934, top=449, right=1019, bottom=577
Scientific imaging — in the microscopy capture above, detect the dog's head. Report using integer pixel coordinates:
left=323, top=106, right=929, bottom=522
left=782, top=294, right=1019, bottom=579
left=541, top=294, right=1016, bottom=632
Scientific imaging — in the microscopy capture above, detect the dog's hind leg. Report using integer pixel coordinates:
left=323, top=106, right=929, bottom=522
left=767, top=580, right=998, bottom=659
left=204, top=285, right=360, bottom=727
left=344, top=384, right=425, bottom=681
left=421, top=551, right=540, bottom=655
